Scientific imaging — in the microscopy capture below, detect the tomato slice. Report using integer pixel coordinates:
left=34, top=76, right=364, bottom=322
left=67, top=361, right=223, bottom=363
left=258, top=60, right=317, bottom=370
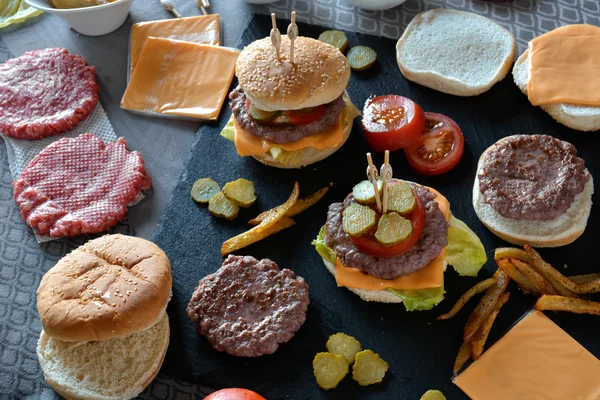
left=350, top=185, right=425, bottom=258
left=362, top=95, right=426, bottom=152
left=405, top=112, right=464, bottom=176
left=204, top=388, right=266, bottom=400
left=283, top=106, right=326, bottom=125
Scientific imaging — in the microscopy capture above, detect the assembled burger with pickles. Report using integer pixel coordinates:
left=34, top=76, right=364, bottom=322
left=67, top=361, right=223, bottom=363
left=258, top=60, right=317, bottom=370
left=313, top=155, right=487, bottom=311
left=221, top=35, right=360, bottom=169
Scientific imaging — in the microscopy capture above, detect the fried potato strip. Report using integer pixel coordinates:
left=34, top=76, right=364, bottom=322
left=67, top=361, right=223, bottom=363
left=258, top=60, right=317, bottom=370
left=569, top=273, right=600, bottom=284
left=437, top=278, right=497, bottom=320
left=221, top=182, right=299, bottom=256
left=510, top=258, right=560, bottom=296
left=535, top=295, right=600, bottom=316
left=453, top=341, right=471, bottom=377
left=495, top=257, right=539, bottom=296
left=249, top=186, right=329, bottom=225
left=470, top=292, right=510, bottom=360
left=494, top=247, right=530, bottom=263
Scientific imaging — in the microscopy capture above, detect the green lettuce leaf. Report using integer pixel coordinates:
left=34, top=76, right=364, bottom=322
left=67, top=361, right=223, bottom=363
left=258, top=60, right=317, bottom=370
left=312, top=225, right=336, bottom=264
left=445, top=214, right=487, bottom=277
left=219, top=94, right=361, bottom=167
left=387, top=286, right=445, bottom=312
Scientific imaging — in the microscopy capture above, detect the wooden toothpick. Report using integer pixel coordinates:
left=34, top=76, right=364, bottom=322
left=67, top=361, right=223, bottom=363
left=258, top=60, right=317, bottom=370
left=287, top=11, right=298, bottom=63
left=270, top=13, right=281, bottom=60
left=380, top=150, right=393, bottom=214
left=366, top=153, right=382, bottom=213
left=161, top=0, right=182, bottom=18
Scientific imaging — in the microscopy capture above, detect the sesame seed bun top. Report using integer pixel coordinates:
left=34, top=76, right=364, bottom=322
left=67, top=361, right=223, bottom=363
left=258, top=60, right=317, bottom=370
left=235, top=35, right=351, bottom=111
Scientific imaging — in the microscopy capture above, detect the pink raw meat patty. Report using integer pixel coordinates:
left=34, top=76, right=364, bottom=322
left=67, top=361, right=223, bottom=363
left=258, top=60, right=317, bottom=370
left=0, top=48, right=99, bottom=140
left=13, top=133, right=152, bottom=237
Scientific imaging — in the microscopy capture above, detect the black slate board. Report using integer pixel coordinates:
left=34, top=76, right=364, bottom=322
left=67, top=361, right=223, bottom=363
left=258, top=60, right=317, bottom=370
left=153, top=14, right=600, bottom=400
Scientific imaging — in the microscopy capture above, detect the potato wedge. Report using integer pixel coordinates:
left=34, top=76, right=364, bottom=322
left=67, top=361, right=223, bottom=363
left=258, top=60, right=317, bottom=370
left=525, top=246, right=600, bottom=295
left=470, top=292, right=510, bottom=360
left=437, top=278, right=497, bottom=320
left=495, top=257, right=539, bottom=296
left=463, top=270, right=510, bottom=341
left=494, top=247, right=530, bottom=263
left=453, top=341, right=471, bottom=377
left=221, top=182, right=299, bottom=256
left=569, top=273, right=600, bottom=284
left=249, top=186, right=329, bottom=225
left=510, top=258, right=560, bottom=296
left=535, top=295, right=600, bottom=316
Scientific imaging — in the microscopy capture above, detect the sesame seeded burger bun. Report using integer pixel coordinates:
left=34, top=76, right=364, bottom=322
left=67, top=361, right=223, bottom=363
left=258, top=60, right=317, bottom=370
left=37, top=234, right=172, bottom=342
left=236, top=35, right=351, bottom=111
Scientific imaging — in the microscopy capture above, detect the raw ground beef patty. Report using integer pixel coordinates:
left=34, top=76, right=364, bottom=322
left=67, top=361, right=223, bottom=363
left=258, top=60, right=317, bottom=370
left=0, top=48, right=99, bottom=140
left=13, top=133, right=152, bottom=237
left=187, top=255, right=310, bottom=357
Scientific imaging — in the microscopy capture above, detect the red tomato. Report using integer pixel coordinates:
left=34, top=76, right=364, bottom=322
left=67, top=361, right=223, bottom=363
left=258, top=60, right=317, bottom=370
left=362, top=95, right=426, bottom=152
left=203, top=388, right=266, bottom=400
left=405, top=112, right=464, bottom=176
left=284, top=106, right=325, bottom=125
left=350, top=185, right=425, bottom=258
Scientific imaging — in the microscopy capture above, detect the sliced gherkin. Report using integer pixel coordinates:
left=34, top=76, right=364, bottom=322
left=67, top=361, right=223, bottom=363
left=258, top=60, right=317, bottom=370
left=420, top=390, right=447, bottom=400
left=313, top=352, right=349, bottom=390
left=352, top=350, right=389, bottom=386
left=387, top=181, right=416, bottom=215
left=222, top=179, right=257, bottom=208
left=347, top=46, right=377, bottom=71
left=318, top=30, right=349, bottom=53
left=352, top=180, right=383, bottom=205
left=342, top=203, right=377, bottom=236
left=375, top=212, right=413, bottom=246
left=248, top=104, right=279, bottom=122
left=208, top=191, right=240, bottom=220
left=326, top=333, right=362, bottom=364
left=191, top=178, right=220, bottom=203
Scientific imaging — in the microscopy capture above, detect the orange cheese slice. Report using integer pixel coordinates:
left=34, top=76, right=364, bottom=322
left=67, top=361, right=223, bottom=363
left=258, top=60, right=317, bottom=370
left=528, top=24, right=600, bottom=106
left=454, top=310, right=600, bottom=400
left=121, top=38, right=239, bottom=121
left=335, top=188, right=450, bottom=291
left=232, top=114, right=346, bottom=156
left=130, top=15, right=220, bottom=74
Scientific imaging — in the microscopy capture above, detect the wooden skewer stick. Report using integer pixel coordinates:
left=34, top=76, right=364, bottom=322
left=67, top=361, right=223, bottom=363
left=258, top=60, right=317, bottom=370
left=201, top=0, right=210, bottom=8
left=161, top=0, right=182, bottom=18
left=270, top=13, right=281, bottom=60
left=287, top=11, right=298, bottom=63
left=380, top=150, right=393, bottom=213
left=366, top=153, right=382, bottom=213
left=195, top=0, right=208, bottom=14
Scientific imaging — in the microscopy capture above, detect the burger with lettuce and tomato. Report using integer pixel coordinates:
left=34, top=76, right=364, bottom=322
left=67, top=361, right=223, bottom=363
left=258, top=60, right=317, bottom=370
left=313, top=177, right=487, bottom=311
left=220, top=35, right=360, bottom=169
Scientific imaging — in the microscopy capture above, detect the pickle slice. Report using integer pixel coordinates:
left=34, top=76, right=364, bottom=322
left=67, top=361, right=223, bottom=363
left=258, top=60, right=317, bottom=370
left=313, top=352, right=349, bottom=390
left=352, top=350, right=388, bottom=386
left=222, top=179, right=257, bottom=208
left=352, top=180, right=383, bottom=205
left=208, top=191, right=240, bottom=220
left=420, top=390, right=447, bottom=400
left=318, top=30, right=349, bottom=53
left=347, top=46, right=377, bottom=71
left=375, top=212, right=413, bottom=246
left=248, top=104, right=278, bottom=122
left=191, top=178, right=220, bottom=203
left=387, top=181, right=416, bottom=215
left=342, top=203, right=377, bottom=236
left=326, top=333, right=362, bottom=364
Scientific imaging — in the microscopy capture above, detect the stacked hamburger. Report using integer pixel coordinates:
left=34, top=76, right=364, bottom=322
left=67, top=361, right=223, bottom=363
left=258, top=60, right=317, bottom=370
left=36, top=234, right=172, bottom=400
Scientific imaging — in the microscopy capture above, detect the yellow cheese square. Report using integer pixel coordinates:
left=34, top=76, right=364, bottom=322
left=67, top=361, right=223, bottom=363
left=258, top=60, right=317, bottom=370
left=454, top=310, right=600, bottom=400
left=121, top=38, right=239, bottom=121
left=130, top=15, right=220, bottom=74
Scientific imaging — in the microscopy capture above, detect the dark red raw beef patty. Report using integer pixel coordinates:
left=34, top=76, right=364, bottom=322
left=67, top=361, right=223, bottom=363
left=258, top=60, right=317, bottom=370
left=0, top=48, right=99, bottom=140
left=13, top=133, right=152, bottom=237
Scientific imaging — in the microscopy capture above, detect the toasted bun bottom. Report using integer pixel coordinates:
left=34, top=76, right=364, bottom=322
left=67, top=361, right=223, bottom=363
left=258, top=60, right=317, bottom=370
left=513, top=50, right=600, bottom=132
left=473, top=169, right=594, bottom=248
left=37, top=313, right=170, bottom=400
left=322, top=259, right=448, bottom=304
left=252, top=119, right=353, bottom=169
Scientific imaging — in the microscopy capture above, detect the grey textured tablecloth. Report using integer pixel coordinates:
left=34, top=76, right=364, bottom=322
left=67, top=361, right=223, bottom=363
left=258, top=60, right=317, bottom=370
left=1, top=0, right=598, bottom=398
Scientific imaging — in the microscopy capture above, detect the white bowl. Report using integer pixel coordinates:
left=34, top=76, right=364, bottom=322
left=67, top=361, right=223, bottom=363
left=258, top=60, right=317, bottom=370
left=345, top=0, right=406, bottom=10
left=23, top=0, right=135, bottom=36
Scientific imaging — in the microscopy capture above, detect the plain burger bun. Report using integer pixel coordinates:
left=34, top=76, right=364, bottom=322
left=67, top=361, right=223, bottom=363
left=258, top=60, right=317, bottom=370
left=236, top=35, right=350, bottom=111
left=37, top=234, right=172, bottom=342
left=473, top=142, right=594, bottom=247
left=252, top=117, right=353, bottom=169
left=37, top=312, right=170, bottom=400
left=322, top=259, right=448, bottom=304
left=513, top=50, right=600, bottom=132
left=396, top=9, right=516, bottom=96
